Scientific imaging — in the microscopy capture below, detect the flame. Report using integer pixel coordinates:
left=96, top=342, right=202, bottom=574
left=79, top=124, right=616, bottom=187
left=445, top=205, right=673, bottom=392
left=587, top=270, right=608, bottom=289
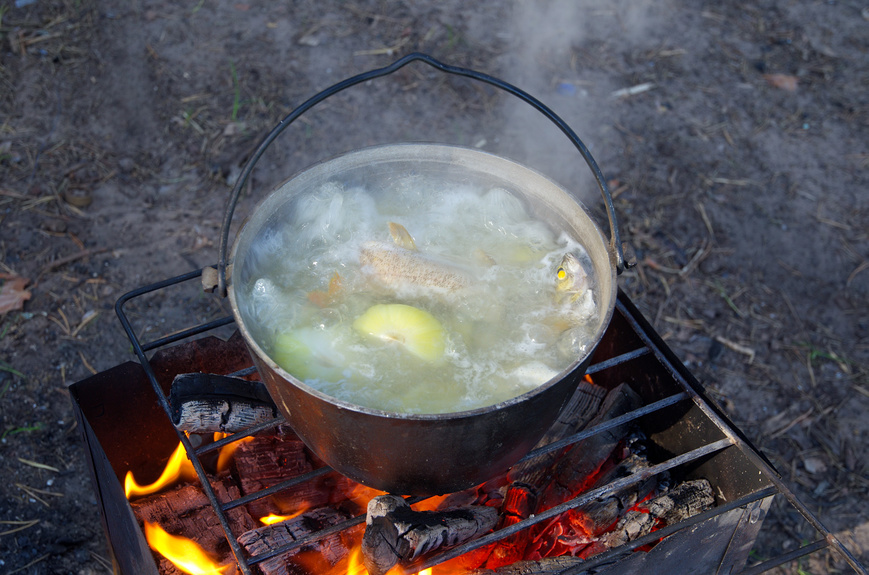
left=125, top=434, right=256, bottom=499
left=144, top=522, right=229, bottom=575
left=411, top=495, right=450, bottom=512
left=346, top=546, right=367, bottom=575
left=346, top=483, right=387, bottom=509
left=125, top=441, right=197, bottom=499
left=215, top=433, right=254, bottom=472
left=259, top=509, right=308, bottom=525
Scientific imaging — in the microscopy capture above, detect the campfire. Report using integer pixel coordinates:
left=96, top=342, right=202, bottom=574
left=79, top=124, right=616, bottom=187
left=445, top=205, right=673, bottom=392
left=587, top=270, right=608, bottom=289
left=68, top=272, right=868, bottom=575
left=120, top=370, right=717, bottom=575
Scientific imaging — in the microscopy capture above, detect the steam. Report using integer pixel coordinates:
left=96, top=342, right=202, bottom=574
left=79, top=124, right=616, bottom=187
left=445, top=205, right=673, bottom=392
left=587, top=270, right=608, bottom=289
left=495, top=0, right=666, bottom=204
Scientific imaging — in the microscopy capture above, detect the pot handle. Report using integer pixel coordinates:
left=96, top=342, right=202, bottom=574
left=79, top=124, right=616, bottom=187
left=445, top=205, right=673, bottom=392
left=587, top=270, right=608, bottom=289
left=217, top=52, right=632, bottom=297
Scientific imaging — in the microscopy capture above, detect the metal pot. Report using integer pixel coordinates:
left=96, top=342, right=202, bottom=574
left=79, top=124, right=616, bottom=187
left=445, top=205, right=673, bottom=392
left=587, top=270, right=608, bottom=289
left=219, top=54, right=630, bottom=495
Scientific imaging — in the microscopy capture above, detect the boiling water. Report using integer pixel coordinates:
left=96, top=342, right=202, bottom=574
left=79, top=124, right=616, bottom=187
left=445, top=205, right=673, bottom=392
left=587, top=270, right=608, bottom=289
left=238, top=176, right=599, bottom=414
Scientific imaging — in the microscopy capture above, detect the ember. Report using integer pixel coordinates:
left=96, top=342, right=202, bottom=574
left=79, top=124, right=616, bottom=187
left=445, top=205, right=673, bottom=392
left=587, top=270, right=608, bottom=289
left=69, top=286, right=868, bottom=575
left=122, top=378, right=718, bottom=575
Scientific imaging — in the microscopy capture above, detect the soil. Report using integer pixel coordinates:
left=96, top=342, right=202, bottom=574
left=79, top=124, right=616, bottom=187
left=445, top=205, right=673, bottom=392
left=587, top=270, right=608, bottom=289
left=1, top=0, right=867, bottom=573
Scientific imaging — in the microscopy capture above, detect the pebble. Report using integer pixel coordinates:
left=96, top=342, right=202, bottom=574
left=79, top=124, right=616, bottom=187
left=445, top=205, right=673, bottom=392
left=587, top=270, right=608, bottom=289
left=118, top=157, right=136, bottom=173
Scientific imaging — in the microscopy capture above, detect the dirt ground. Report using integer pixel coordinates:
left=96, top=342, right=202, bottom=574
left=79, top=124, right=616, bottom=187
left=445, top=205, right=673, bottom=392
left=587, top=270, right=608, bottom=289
left=0, top=0, right=867, bottom=573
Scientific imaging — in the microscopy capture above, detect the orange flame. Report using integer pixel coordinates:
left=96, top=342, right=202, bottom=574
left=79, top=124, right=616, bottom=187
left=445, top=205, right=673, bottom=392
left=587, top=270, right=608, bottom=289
left=144, top=522, right=229, bottom=575
left=259, top=509, right=309, bottom=525
left=411, top=496, right=450, bottom=513
left=215, top=433, right=255, bottom=473
left=345, top=546, right=367, bottom=575
left=125, top=441, right=197, bottom=499
left=346, top=483, right=387, bottom=509
left=125, top=434, right=256, bottom=499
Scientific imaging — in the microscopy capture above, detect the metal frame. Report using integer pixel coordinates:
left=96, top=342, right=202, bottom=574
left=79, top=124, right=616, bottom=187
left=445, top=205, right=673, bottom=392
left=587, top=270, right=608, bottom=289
left=114, top=268, right=867, bottom=575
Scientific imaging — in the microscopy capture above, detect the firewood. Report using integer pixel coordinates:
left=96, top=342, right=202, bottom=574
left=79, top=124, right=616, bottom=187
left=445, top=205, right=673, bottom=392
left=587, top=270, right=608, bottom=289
left=524, top=452, right=659, bottom=561
left=237, top=507, right=360, bottom=575
left=473, top=555, right=587, bottom=575
left=233, top=434, right=332, bottom=519
left=538, top=383, right=643, bottom=510
left=483, top=387, right=644, bottom=569
left=361, top=494, right=499, bottom=575
left=170, top=373, right=277, bottom=434
left=596, top=478, right=714, bottom=551
left=509, top=381, right=607, bottom=485
left=131, top=475, right=258, bottom=560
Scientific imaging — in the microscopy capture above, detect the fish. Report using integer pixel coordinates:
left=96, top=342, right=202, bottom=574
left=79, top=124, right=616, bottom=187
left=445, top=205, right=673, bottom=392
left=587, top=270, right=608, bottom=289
left=552, top=252, right=597, bottom=359
left=554, top=252, right=590, bottom=304
left=359, top=223, right=475, bottom=294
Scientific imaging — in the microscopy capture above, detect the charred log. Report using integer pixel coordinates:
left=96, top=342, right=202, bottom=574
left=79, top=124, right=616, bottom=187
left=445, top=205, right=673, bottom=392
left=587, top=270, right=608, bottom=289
left=170, top=373, right=277, bottom=434
left=524, top=451, right=659, bottom=562
left=362, top=494, right=498, bottom=575
left=596, top=478, right=715, bottom=551
left=472, top=556, right=587, bottom=575
left=131, top=475, right=258, bottom=562
left=238, top=507, right=360, bottom=575
left=538, top=383, right=643, bottom=510
left=509, top=381, right=607, bottom=485
left=233, top=433, right=333, bottom=520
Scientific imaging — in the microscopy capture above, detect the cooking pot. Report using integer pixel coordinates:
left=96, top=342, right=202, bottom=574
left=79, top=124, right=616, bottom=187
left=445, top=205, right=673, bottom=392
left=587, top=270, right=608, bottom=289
left=219, top=53, right=630, bottom=495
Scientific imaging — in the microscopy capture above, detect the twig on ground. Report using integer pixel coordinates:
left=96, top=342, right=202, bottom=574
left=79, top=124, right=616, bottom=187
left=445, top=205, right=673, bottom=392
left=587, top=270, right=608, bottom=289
left=8, top=553, right=49, bottom=574
left=17, top=458, right=59, bottom=472
left=714, top=336, right=756, bottom=363
left=38, top=247, right=109, bottom=276
left=0, top=519, right=40, bottom=537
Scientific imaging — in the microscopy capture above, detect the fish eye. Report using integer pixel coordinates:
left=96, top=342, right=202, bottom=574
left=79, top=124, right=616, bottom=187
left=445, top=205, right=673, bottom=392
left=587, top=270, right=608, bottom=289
left=557, top=268, right=566, bottom=280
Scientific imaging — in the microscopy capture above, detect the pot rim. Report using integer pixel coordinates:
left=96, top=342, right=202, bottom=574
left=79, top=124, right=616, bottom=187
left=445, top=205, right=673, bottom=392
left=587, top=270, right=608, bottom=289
left=227, top=143, right=618, bottom=421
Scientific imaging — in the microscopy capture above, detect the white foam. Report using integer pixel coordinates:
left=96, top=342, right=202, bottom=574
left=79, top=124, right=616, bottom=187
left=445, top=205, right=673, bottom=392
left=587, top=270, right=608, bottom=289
left=241, top=175, right=600, bottom=413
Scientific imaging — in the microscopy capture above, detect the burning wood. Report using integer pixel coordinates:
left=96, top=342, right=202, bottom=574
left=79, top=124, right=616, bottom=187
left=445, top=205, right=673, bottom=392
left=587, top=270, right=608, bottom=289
left=237, top=507, right=361, bottom=575
left=361, top=494, right=498, bottom=575
left=508, top=380, right=607, bottom=485
left=129, top=378, right=719, bottom=575
left=593, top=478, right=714, bottom=552
left=170, top=373, right=277, bottom=434
left=537, top=383, right=643, bottom=510
left=131, top=476, right=257, bottom=571
left=472, top=556, right=586, bottom=575
left=524, top=450, right=660, bottom=562
left=233, top=432, right=348, bottom=519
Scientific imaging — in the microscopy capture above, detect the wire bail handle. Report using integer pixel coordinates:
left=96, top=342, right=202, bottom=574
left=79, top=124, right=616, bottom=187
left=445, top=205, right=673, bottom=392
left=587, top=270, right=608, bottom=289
left=217, top=52, right=631, bottom=297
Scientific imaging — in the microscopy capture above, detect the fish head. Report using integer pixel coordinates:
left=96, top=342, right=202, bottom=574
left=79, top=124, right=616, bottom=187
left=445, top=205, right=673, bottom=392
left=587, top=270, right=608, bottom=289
left=555, top=253, right=589, bottom=303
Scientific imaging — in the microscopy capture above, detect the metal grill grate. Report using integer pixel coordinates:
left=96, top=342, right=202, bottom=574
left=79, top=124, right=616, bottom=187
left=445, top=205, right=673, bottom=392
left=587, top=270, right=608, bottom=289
left=101, top=268, right=867, bottom=575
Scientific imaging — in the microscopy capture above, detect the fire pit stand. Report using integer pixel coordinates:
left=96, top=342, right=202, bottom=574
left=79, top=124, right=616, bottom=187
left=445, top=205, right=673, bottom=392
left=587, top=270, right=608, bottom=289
left=67, top=267, right=867, bottom=575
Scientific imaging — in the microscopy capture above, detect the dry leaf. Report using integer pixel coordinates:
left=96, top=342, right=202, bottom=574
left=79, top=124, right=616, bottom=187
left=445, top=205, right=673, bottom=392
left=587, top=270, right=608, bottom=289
left=0, top=274, right=31, bottom=314
left=802, top=456, right=827, bottom=475
left=764, top=73, right=798, bottom=92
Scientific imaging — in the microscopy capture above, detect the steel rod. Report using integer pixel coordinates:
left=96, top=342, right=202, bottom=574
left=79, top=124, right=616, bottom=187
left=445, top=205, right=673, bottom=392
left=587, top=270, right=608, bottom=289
left=738, top=539, right=829, bottom=575
left=617, top=298, right=869, bottom=575
left=416, top=438, right=734, bottom=570
left=140, top=315, right=234, bottom=352
left=585, top=347, right=651, bottom=374
left=514, top=391, right=689, bottom=464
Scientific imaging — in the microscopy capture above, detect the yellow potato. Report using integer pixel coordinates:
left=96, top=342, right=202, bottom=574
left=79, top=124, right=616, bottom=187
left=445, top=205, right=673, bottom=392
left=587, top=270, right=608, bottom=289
left=353, top=304, right=445, bottom=362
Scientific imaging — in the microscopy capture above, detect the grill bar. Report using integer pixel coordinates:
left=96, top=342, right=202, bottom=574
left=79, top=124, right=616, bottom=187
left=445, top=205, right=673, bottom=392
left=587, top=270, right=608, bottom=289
left=740, top=539, right=830, bottom=575
left=512, top=391, right=689, bottom=465
left=116, top=271, right=258, bottom=575
left=107, top=268, right=868, bottom=575
left=557, top=485, right=780, bottom=575
left=416, top=438, right=734, bottom=571
left=617, top=299, right=869, bottom=575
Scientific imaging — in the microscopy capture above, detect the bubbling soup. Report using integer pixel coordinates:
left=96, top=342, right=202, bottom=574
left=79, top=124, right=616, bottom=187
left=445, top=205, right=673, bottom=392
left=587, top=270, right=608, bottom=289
left=236, top=174, right=599, bottom=414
